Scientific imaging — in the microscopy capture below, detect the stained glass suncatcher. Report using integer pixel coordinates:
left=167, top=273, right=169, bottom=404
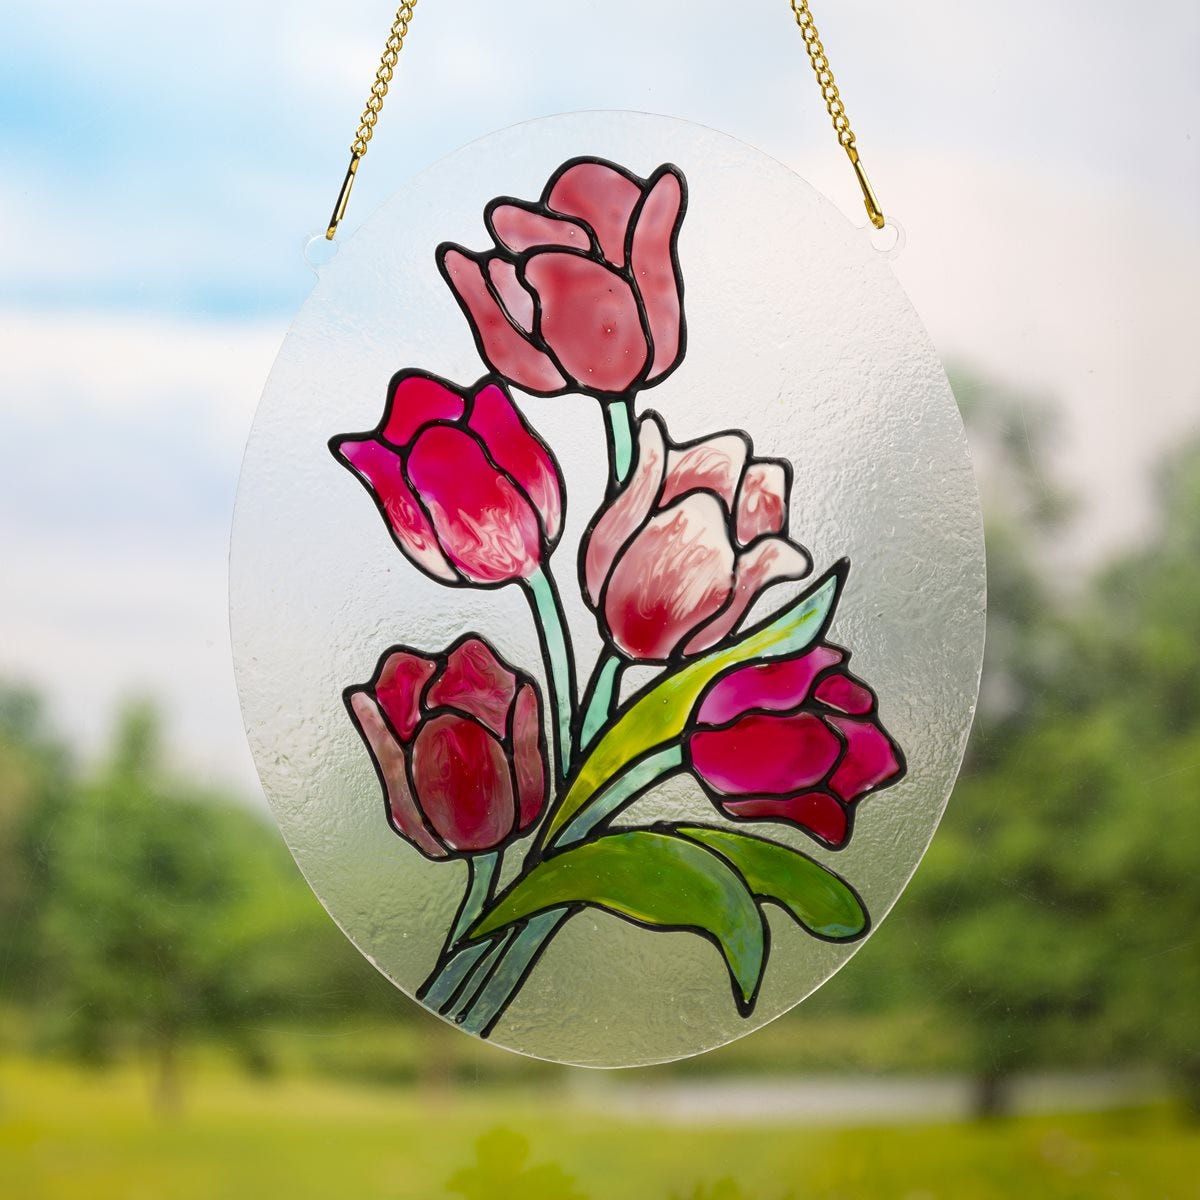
left=231, top=112, right=985, bottom=1067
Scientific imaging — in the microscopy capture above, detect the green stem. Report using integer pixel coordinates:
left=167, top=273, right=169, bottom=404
left=458, top=909, right=572, bottom=1038
left=449, top=852, right=498, bottom=945
left=554, top=745, right=684, bottom=847
left=443, top=928, right=515, bottom=1022
left=419, top=941, right=492, bottom=1015
left=579, top=653, right=623, bottom=750
left=603, top=396, right=636, bottom=487
left=418, top=852, right=499, bottom=1012
left=525, top=567, right=576, bottom=783
left=577, top=397, right=636, bottom=754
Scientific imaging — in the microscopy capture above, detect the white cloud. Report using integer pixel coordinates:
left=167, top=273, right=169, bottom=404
left=0, top=308, right=284, bottom=450
left=0, top=313, right=283, bottom=793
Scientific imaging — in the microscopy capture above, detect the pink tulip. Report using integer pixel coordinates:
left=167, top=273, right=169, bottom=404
left=438, top=157, right=687, bottom=398
left=686, top=644, right=906, bottom=848
left=330, top=372, right=562, bottom=587
left=582, top=414, right=812, bottom=662
left=346, top=638, right=547, bottom=860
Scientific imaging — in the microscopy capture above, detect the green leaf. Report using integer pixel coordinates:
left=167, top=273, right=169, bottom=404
left=543, top=562, right=846, bottom=845
left=470, top=830, right=767, bottom=1012
left=676, top=826, right=868, bottom=941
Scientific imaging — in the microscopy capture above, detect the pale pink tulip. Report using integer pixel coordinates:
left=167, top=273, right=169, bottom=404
left=583, top=415, right=812, bottom=662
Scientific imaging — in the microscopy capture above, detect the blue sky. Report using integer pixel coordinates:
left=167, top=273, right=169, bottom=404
left=2, top=0, right=1197, bottom=791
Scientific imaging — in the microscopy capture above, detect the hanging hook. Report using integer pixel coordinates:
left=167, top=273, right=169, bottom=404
left=326, top=155, right=361, bottom=242
left=846, top=146, right=885, bottom=230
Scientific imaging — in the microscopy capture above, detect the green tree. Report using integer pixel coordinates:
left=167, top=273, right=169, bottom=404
left=40, top=700, right=395, bottom=1105
left=0, top=684, right=72, bottom=1004
left=1072, top=436, right=1200, bottom=1108
left=902, top=420, right=1200, bottom=1114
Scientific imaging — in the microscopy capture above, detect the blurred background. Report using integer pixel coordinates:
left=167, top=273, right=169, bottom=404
left=1, top=2, right=1197, bottom=1197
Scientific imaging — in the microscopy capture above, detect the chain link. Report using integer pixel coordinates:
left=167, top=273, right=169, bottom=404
left=790, top=1, right=855, bottom=148
left=351, top=2, right=418, bottom=158
left=790, top=0, right=884, bottom=227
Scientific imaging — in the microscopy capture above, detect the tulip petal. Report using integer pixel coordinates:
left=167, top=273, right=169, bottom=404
left=381, top=374, right=466, bottom=448
left=412, top=714, right=515, bottom=853
left=546, top=160, right=643, bottom=267
left=512, top=682, right=547, bottom=832
left=348, top=692, right=447, bottom=859
left=467, top=382, right=563, bottom=543
left=603, top=492, right=735, bottom=662
left=696, top=646, right=846, bottom=726
left=439, top=247, right=567, bottom=395
left=375, top=650, right=438, bottom=741
left=523, top=252, right=648, bottom=395
left=487, top=201, right=593, bottom=254
left=661, top=434, right=748, bottom=511
left=691, top=712, right=842, bottom=796
left=684, top=536, right=813, bottom=655
left=333, top=437, right=458, bottom=582
left=487, top=259, right=535, bottom=334
left=814, top=672, right=875, bottom=716
left=426, top=637, right=517, bottom=738
left=827, top=717, right=902, bottom=802
left=407, top=425, right=543, bottom=584
left=580, top=415, right=667, bottom=600
left=721, top=792, right=849, bottom=848
left=584, top=415, right=667, bottom=603
left=629, top=168, right=685, bottom=382
left=736, top=462, right=789, bottom=545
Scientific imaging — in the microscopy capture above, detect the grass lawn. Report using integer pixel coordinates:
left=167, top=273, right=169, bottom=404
left=0, top=1055, right=1195, bottom=1200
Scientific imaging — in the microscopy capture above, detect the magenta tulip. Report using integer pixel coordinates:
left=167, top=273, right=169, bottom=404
left=581, top=413, right=812, bottom=662
left=346, top=637, right=547, bottom=860
left=330, top=372, right=563, bottom=587
left=438, top=157, right=687, bottom=398
left=686, top=644, right=906, bottom=849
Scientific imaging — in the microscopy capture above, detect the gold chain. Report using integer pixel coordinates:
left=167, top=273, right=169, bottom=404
left=351, top=3, right=418, bottom=158
left=326, top=0, right=884, bottom=239
left=326, top=2, right=419, bottom=240
left=789, top=1, right=884, bottom=228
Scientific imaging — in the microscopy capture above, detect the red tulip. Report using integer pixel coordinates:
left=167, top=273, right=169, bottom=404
left=346, top=638, right=547, bottom=860
left=686, top=644, right=906, bottom=849
left=438, top=157, right=687, bottom=398
left=330, top=372, right=562, bottom=587
left=582, top=414, right=812, bottom=662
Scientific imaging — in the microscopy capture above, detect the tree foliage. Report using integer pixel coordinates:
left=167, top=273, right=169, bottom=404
left=0, top=685, right=72, bottom=1002
left=892, top=394, right=1200, bottom=1111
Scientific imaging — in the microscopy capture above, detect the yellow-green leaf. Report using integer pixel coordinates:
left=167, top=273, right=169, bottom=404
left=544, top=562, right=846, bottom=845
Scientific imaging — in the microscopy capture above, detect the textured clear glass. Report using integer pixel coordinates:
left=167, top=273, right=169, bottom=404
left=230, top=111, right=985, bottom=1068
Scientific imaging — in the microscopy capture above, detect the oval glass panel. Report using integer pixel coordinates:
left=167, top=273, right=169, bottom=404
left=231, top=111, right=985, bottom=1067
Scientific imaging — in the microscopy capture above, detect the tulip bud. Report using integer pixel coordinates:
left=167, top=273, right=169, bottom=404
left=685, top=644, right=905, bottom=849
left=346, top=638, right=547, bottom=859
left=331, top=372, right=563, bottom=587
left=438, top=157, right=687, bottom=398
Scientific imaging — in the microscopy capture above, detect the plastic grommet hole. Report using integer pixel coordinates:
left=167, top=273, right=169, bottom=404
left=869, top=220, right=905, bottom=258
left=304, top=234, right=340, bottom=271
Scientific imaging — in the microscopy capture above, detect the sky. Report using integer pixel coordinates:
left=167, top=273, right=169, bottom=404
left=1, top=0, right=1198, bottom=794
